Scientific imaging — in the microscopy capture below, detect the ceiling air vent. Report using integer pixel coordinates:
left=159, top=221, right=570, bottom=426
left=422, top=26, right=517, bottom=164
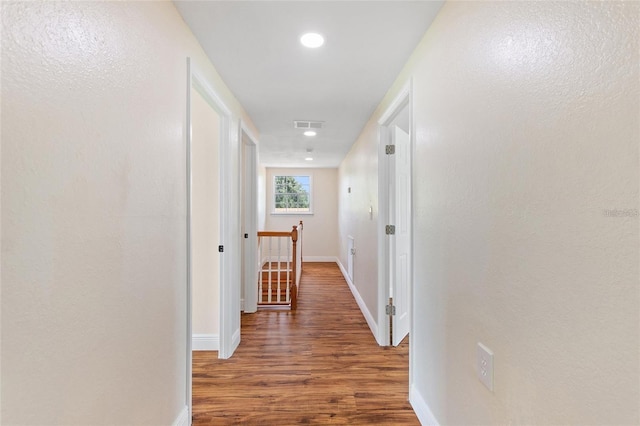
left=294, top=120, right=324, bottom=130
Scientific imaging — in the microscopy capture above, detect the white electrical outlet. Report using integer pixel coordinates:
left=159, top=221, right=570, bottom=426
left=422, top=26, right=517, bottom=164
left=477, top=342, right=494, bottom=391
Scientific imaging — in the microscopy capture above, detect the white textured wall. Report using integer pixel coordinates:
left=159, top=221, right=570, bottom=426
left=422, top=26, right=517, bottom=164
left=265, top=168, right=339, bottom=259
left=338, top=124, right=380, bottom=320
left=0, top=1, right=257, bottom=424
left=339, top=1, right=639, bottom=424
left=191, top=88, right=220, bottom=336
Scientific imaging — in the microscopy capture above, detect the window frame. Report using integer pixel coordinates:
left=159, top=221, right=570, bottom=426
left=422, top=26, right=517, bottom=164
left=271, top=174, right=313, bottom=215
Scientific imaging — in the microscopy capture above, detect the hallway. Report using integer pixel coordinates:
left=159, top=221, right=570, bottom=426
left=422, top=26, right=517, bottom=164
left=3, top=2, right=638, bottom=424
left=192, top=262, right=418, bottom=424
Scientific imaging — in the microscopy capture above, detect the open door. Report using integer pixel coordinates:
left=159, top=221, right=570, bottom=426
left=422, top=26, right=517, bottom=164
left=391, top=125, right=411, bottom=346
left=378, top=82, right=412, bottom=348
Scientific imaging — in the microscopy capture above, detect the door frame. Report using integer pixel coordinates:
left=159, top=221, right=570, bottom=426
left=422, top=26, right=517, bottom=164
left=239, top=121, right=259, bottom=313
left=377, top=80, right=413, bottom=347
left=189, top=61, right=235, bottom=360
left=186, top=57, right=192, bottom=426
left=186, top=56, right=237, bottom=422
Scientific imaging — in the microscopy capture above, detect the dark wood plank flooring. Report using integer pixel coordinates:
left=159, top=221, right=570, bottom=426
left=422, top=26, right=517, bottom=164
left=192, top=262, right=418, bottom=425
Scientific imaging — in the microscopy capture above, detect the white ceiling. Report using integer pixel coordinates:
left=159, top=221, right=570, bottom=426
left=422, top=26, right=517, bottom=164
left=174, top=1, right=444, bottom=168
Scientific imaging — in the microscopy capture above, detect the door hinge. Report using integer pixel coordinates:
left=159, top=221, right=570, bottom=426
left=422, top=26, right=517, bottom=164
left=386, top=304, right=396, bottom=315
left=244, top=233, right=249, bottom=239
left=385, top=144, right=395, bottom=155
left=385, top=225, right=396, bottom=235
left=218, top=245, right=224, bottom=253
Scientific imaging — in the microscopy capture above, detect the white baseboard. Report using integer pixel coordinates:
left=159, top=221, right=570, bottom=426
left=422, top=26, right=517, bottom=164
left=172, top=405, right=189, bottom=426
left=192, top=334, right=219, bottom=351
left=410, top=384, right=440, bottom=426
left=303, top=256, right=338, bottom=262
left=336, top=259, right=378, bottom=341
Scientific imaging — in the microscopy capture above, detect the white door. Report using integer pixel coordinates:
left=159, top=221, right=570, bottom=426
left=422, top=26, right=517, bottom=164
left=392, top=125, right=411, bottom=346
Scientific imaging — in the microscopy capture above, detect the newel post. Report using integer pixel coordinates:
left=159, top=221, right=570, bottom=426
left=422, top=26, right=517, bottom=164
left=291, top=225, right=298, bottom=310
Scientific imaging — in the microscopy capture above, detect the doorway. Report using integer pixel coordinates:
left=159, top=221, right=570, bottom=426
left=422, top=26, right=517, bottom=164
left=377, top=81, right=413, bottom=348
left=190, top=85, right=221, bottom=353
left=240, top=123, right=258, bottom=313
left=186, top=58, right=239, bottom=422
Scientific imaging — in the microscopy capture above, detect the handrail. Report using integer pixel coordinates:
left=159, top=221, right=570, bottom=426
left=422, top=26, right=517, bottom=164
left=258, top=231, right=293, bottom=238
left=257, top=221, right=302, bottom=310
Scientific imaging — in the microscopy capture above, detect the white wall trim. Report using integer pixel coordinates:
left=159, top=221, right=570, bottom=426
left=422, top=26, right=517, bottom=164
left=337, top=260, right=380, bottom=344
left=378, top=81, right=411, bottom=126
left=172, top=405, right=190, bottom=426
left=185, top=57, right=194, bottom=424
left=192, top=334, right=219, bottom=351
left=410, top=384, right=440, bottom=426
left=303, top=256, right=338, bottom=262
left=230, top=328, right=241, bottom=355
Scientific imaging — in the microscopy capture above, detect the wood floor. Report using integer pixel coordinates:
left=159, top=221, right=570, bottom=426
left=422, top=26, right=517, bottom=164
left=192, top=262, right=418, bottom=425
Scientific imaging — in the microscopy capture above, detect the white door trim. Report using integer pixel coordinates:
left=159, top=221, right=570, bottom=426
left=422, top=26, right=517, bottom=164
left=185, top=57, right=193, bottom=426
left=240, top=121, right=259, bottom=313
left=377, top=80, right=413, bottom=348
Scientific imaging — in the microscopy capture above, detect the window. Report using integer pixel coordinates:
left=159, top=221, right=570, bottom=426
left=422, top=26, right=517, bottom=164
left=273, top=175, right=312, bottom=214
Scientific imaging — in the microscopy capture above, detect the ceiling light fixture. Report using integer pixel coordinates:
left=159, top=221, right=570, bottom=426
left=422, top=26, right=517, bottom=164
left=300, top=33, right=324, bottom=48
left=305, top=157, right=314, bottom=161
left=304, top=130, right=317, bottom=137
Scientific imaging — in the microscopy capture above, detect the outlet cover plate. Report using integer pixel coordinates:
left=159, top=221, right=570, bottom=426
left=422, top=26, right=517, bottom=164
left=477, top=342, right=494, bottom=391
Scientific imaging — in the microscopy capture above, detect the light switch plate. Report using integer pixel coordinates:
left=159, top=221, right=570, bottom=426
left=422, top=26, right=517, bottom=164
left=477, top=342, right=494, bottom=391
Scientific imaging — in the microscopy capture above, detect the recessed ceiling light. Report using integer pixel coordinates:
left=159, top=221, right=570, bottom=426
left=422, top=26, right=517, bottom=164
left=300, top=33, right=324, bottom=48
left=305, top=157, right=314, bottom=161
left=304, top=130, right=317, bottom=137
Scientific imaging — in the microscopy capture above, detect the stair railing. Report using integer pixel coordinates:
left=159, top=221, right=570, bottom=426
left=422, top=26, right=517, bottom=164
left=257, top=222, right=302, bottom=310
